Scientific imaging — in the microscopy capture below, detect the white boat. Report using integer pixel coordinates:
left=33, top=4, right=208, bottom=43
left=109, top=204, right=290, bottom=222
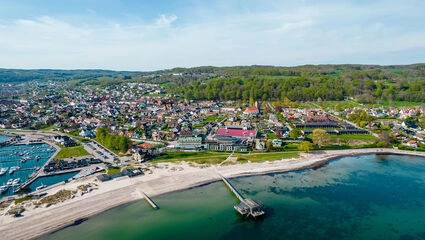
left=0, top=185, right=9, bottom=194
left=36, top=183, right=47, bottom=191
left=35, top=155, right=41, bottom=161
left=6, top=179, right=13, bottom=185
left=0, top=167, right=8, bottom=176
left=9, top=166, right=20, bottom=174
left=11, top=178, right=21, bottom=186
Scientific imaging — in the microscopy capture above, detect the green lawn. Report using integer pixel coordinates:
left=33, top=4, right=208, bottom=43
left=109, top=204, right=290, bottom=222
left=152, top=151, right=229, bottom=164
left=107, top=166, right=121, bottom=175
left=266, top=133, right=276, bottom=139
left=41, top=125, right=57, bottom=130
left=236, top=152, right=299, bottom=163
left=331, top=134, right=376, bottom=141
left=54, top=146, right=90, bottom=159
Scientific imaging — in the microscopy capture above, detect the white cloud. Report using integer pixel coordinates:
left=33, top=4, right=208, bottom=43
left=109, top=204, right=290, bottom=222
left=155, top=14, right=177, bottom=27
left=0, top=1, right=424, bottom=70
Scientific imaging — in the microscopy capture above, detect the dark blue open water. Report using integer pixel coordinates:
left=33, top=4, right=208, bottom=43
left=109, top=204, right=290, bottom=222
left=38, top=154, right=425, bottom=240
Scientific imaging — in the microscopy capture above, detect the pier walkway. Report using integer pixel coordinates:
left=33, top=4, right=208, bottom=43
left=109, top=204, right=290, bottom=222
left=141, top=191, right=159, bottom=210
left=218, top=173, right=265, bottom=218
left=14, top=169, right=80, bottom=193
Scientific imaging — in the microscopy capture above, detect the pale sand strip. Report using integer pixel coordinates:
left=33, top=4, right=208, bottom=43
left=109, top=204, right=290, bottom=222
left=1, top=148, right=425, bottom=240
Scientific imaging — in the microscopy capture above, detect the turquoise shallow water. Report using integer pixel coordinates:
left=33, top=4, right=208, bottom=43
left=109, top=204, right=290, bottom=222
left=38, top=154, right=425, bottom=240
left=0, top=134, right=9, bottom=143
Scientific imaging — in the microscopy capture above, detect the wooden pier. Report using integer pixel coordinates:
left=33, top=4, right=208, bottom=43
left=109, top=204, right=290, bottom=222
left=218, top=173, right=265, bottom=218
left=141, top=191, right=159, bottom=210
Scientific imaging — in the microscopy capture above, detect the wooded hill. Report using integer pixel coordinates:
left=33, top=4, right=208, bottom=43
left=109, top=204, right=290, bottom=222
left=1, top=64, right=425, bottom=103
left=162, top=64, right=425, bottom=103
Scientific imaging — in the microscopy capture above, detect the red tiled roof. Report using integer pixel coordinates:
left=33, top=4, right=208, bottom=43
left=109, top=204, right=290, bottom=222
left=244, top=106, right=259, bottom=113
left=137, top=142, right=157, bottom=149
left=216, top=128, right=257, bottom=137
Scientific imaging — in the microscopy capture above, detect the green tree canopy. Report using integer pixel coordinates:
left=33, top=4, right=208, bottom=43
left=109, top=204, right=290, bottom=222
left=298, top=141, right=313, bottom=153
left=289, top=129, right=302, bottom=139
left=312, top=129, right=331, bottom=148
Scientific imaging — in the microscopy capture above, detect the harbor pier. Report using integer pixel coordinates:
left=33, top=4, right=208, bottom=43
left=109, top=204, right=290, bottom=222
left=218, top=173, right=265, bottom=218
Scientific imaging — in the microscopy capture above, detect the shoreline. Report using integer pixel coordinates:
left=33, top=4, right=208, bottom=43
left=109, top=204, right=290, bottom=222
left=1, top=148, right=425, bottom=239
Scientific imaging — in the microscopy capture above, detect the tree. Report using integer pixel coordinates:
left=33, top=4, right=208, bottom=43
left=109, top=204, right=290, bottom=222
left=265, top=140, right=272, bottom=152
left=289, top=129, right=302, bottom=139
left=118, top=135, right=129, bottom=153
left=298, top=141, right=313, bottom=152
left=377, top=132, right=392, bottom=147
left=312, top=129, right=331, bottom=148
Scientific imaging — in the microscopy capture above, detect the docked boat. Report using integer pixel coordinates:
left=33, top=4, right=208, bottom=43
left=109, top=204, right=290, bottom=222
left=0, top=167, right=8, bottom=176
left=36, top=183, right=47, bottom=191
left=9, top=166, right=20, bottom=174
left=11, top=178, right=21, bottom=186
left=35, top=155, right=41, bottom=161
left=0, top=185, right=9, bottom=194
left=6, top=179, right=13, bottom=185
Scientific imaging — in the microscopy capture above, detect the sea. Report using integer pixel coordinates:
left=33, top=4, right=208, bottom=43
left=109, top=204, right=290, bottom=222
left=36, top=154, right=425, bottom=240
left=0, top=135, right=77, bottom=197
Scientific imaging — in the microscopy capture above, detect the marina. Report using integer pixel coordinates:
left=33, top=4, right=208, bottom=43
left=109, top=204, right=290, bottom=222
left=0, top=134, right=61, bottom=197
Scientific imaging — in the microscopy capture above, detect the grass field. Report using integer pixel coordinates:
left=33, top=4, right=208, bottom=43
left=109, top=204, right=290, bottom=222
left=266, top=133, right=276, bottom=139
left=236, top=152, right=299, bottom=163
left=331, top=134, right=376, bottom=141
left=152, top=151, right=300, bottom=164
left=107, top=166, right=121, bottom=175
left=41, top=125, right=57, bottom=130
left=152, top=151, right=229, bottom=164
left=54, top=146, right=90, bottom=159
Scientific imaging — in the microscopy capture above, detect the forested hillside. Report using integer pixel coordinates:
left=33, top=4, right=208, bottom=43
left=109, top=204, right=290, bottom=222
left=164, top=64, right=425, bottom=103
left=1, top=64, right=425, bottom=103
left=0, top=69, right=138, bottom=83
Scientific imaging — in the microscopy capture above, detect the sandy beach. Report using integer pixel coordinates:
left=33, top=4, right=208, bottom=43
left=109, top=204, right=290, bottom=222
left=1, top=148, right=425, bottom=240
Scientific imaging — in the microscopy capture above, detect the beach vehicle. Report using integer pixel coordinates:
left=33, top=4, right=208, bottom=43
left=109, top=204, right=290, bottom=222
left=36, top=183, right=47, bottom=191
left=0, top=167, right=8, bottom=176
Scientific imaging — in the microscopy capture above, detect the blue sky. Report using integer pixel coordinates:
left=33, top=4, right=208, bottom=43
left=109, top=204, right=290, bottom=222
left=0, top=0, right=424, bottom=70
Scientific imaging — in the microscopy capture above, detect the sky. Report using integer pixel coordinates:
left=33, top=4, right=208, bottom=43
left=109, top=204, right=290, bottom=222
left=0, top=0, right=424, bottom=71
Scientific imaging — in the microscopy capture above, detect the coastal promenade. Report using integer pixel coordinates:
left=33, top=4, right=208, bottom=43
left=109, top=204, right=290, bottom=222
left=1, top=148, right=425, bottom=239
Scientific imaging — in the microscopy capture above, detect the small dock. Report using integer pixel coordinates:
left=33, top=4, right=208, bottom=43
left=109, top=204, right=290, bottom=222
left=13, top=168, right=80, bottom=193
left=218, top=173, right=265, bottom=218
left=141, top=191, right=159, bottom=210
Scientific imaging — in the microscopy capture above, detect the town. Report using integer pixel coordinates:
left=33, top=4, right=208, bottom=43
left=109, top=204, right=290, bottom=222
left=1, top=75, right=424, bottom=163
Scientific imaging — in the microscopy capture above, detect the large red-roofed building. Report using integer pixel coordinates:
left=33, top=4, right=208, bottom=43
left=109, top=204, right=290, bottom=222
left=216, top=128, right=257, bottom=139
